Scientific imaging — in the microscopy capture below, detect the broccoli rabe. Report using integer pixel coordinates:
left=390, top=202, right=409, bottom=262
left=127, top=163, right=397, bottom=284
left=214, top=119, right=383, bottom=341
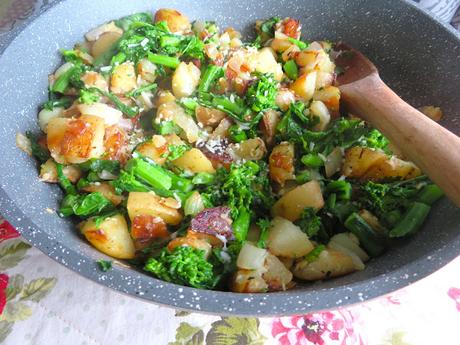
left=358, top=176, right=443, bottom=237
left=256, top=17, right=280, bottom=42
left=114, top=12, right=153, bottom=31
left=200, top=161, right=274, bottom=241
left=161, top=144, right=190, bottom=161
left=78, top=88, right=100, bottom=104
left=79, top=158, right=121, bottom=177
left=25, top=131, right=49, bottom=164
left=144, top=246, right=217, bottom=289
left=59, top=192, right=113, bottom=217
left=295, top=208, right=322, bottom=238
left=246, top=73, right=278, bottom=113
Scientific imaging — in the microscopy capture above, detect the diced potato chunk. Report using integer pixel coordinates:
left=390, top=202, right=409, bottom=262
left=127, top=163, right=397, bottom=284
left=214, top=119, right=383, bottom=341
left=290, top=71, right=317, bottom=101
left=154, top=9, right=191, bottom=33
left=85, top=21, right=123, bottom=41
left=231, top=138, right=267, bottom=161
left=315, top=71, right=334, bottom=89
left=252, top=47, right=283, bottom=81
left=110, top=62, right=137, bottom=94
left=342, top=146, right=421, bottom=181
left=38, top=107, right=64, bottom=133
left=231, top=269, right=268, bottom=293
left=310, top=100, right=331, bottom=131
left=77, top=103, right=122, bottom=126
left=136, top=135, right=169, bottom=165
left=156, top=102, right=201, bottom=143
left=266, top=217, right=314, bottom=258
left=269, top=142, right=295, bottom=186
left=260, top=110, right=280, bottom=145
left=137, top=58, right=157, bottom=83
left=363, top=156, right=421, bottom=180
left=313, top=86, right=340, bottom=118
left=272, top=180, right=324, bottom=221
left=81, top=71, right=108, bottom=92
left=195, top=106, right=226, bottom=127
left=293, top=248, right=355, bottom=281
left=91, top=31, right=123, bottom=59
left=275, top=89, right=296, bottom=111
left=80, top=214, right=135, bottom=259
left=167, top=236, right=212, bottom=258
left=342, top=147, right=386, bottom=178
left=172, top=62, right=201, bottom=98
left=237, top=242, right=268, bottom=270
left=39, top=159, right=82, bottom=183
left=263, top=253, right=293, bottom=291
left=81, top=182, right=124, bottom=206
left=127, top=192, right=182, bottom=225
left=211, top=117, right=233, bottom=139
left=47, top=115, right=105, bottom=164
left=172, top=148, right=215, bottom=174
left=155, top=90, right=176, bottom=107
left=295, top=50, right=318, bottom=69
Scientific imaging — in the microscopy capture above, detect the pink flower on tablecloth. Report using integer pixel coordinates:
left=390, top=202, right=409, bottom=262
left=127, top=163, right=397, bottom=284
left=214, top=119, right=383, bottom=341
left=0, top=218, right=19, bottom=243
left=0, top=274, right=9, bottom=315
left=447, top=287, right=460, bottom=312
left=271, top=309, right=365, bottom=345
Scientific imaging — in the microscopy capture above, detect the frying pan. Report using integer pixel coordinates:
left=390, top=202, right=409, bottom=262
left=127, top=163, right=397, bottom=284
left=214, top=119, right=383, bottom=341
left=0, top=0, right=459, bottom=316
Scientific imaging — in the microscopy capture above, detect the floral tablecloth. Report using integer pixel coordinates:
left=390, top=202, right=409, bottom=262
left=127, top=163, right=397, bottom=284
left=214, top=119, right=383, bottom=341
left=1, top=1, right=460, bottom=344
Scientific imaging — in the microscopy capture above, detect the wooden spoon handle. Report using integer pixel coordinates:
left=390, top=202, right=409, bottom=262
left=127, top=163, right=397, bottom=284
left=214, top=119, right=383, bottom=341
left=339, top=73, right=460, bottom=206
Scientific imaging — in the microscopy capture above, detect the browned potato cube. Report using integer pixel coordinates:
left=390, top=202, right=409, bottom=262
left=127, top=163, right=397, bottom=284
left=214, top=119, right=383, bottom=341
left=47, top=115, right=105, bottom=164
left=80, top=214, right=135, bottom=259
left=127, top=192, right=182, bottom=225
left=269, top=142, right=295, bottom=186
left=272, top=180, right=324, bottom=221
left=154, top=9, right=191, bottom=33
left=110, top=62, right=137, bottom=94
left=293, top=248, right=355, bottom=281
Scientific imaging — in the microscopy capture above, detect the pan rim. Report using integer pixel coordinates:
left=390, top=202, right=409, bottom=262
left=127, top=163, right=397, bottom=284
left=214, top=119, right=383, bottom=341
left=0, top=0, right=459, bottom=316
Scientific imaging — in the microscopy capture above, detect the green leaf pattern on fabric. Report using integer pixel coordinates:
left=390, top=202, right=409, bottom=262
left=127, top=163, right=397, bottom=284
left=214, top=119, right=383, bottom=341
left=205, top=317, right=266, bottom=345
left=168, top=322, right=204, bottom=345
left=5, top=274, right=24, bottom=301
left=0, top=240, right=31, bottom=270
left=0, top=239, right=57, bottom=343
left=0, top=301, right=33, bottom=322
left=20, top=278, right=57, bottom=302
left=0, top=321, right=13, bottom=343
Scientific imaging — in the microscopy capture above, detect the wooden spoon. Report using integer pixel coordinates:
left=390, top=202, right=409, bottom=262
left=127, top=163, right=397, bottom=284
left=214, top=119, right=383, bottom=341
left=334, top=43, right=460, bottom=207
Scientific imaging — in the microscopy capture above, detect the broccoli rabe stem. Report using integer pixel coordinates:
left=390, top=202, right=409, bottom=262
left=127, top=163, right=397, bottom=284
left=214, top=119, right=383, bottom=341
left=417, top=184, right=444, bottom=205
left=52, top=66, right=77, bottom=93
left=125, top=158, right=172, bottom=191
left=212, top=96, right=245, bottom=116
left=389, top=202, right=431, bottom=238
left=160, top=35, right=182, bottom=48
left=56, top=163, right=77, bottom=195
left=199, top=65, right=224, bottom=93
left=283, top=60, right=298, bottom=80
left=232, top=207, right=251, bottom=242
left=344, top=212, right=386, bottom=257
left=147, top=52, right=180, bottom=68
left=326, top=180, right=352, bottom=201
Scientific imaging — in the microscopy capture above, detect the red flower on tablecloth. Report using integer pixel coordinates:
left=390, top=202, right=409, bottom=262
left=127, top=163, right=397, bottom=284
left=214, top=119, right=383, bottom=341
left=271, top=309, right=365, bottom=345
left=447, top=287, right=460, bottom=311
left=0, top=274, right=9, bottom=314
left=0, top=218, right=19, bottom=243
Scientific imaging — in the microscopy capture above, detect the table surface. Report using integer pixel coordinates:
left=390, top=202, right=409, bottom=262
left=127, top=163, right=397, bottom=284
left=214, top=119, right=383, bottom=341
left=1, top=1, right=460, bottom=344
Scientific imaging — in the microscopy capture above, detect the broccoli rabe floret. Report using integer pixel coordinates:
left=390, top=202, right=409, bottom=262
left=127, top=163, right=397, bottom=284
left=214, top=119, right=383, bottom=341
left=144, top=246, right=216, bottom=289
left=246, top=73, right=278, bottom=113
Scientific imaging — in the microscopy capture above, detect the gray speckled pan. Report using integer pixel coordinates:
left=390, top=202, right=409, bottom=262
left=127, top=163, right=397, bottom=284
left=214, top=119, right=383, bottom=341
left=0, top=0, right=459, bottom=316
